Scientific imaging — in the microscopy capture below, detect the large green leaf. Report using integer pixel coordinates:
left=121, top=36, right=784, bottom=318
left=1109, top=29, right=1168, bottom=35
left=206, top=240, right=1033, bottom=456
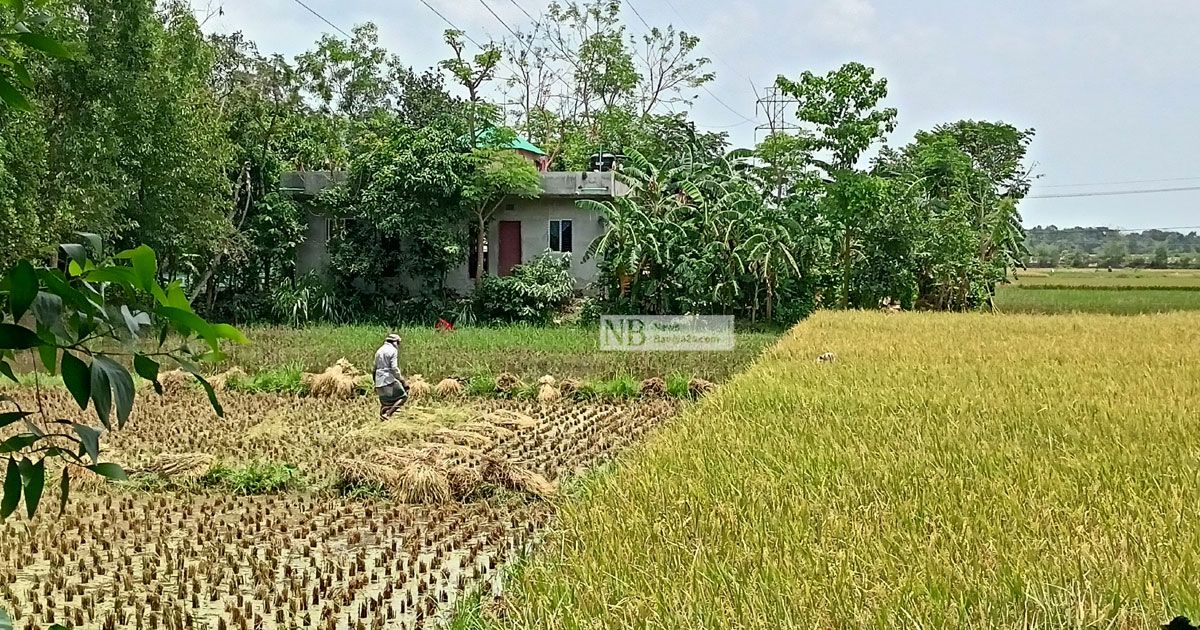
left=92, top=356, right=134, bottom=428
left=0, top=323, right=40, bottom=350
left=0, top=412, right=30, bottom=430
left=36, top=340, right=56, bottom=376
left=0, top=434, right=37, bottom=453
left=58, top=467, right=69, bottom=515
left=7, top=260, right=36, bottom=322
left=20, top=457, right=43, bottom=518
left=84, top=266, right=140, bottom=292
left=0, top=75, right=31, bottom=111
left=60, top=351, right=90, bottom=410
left=88, top=358, right=111, bottom=428
left=72, top=423, right=99, bottom=464
left=116, top=245, right=157, bottom=291
left=31, top=292, right=62, bottom=329
left=0, top=606, right=12, bottom=630
left=87, top=463, right=127, bottom=481
left=59, top=243, right=87, bottom=271
left=133, top=354, right=160, bottom=395
left=0, top=457, right=19, bottom=519
left=11, top=33, right=72, bottom=58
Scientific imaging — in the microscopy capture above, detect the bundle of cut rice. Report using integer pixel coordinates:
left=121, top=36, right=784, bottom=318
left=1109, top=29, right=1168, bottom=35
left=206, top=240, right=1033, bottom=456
left=558, top=378, right=582, bottom=398
left=393, top=461, right=451, bottom=504
left=536, top=375, right=557, bottom=386
left=335, top=458, right=401, bottom=493
left=335, top=358, right=362, bottom=377
left=458, top=421, right=517, bottom=439
left=495, top=372, right=521, bottom=394
left=307, top=360, right=363, bottom=399
left=687, top=377, right=716, bottom=398
left=406, top=374, right=432, bottom=400
left=446, top=465, right=485, bottom=499
left=211, top=367, right=248, bottom=392
left=537, top=382, right=561, bottom=402
left=434, top=378, right=465, bottom=398
left=427, top=428, right=492, bottom=449
left=481, top=409, right=537, bottom=430
left=639, top=377, right=667, bottom=398
left=157, top=369, right=193, bottom=396
left=135, top=453, right=216, bottom=479
left=481, top=456, right=557, bottom=499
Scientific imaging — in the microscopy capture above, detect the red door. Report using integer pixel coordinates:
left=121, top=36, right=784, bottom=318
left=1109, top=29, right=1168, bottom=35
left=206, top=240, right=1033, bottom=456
left=498, top=221, right=522, bottom=276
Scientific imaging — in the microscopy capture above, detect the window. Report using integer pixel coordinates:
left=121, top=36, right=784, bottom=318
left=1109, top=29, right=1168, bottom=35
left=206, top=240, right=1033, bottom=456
left=549, top=220, right=573, bottom=253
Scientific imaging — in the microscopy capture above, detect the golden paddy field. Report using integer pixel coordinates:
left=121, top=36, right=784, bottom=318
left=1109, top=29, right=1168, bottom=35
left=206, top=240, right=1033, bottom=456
left=499, top=311, right=1200, bottom=629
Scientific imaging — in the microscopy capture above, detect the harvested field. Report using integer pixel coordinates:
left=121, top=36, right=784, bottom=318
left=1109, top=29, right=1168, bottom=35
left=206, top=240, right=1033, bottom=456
left=0, top=384, right=680, bottom=629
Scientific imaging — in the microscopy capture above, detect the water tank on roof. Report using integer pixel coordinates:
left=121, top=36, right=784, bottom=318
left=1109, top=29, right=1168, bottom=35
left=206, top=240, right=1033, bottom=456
left=589, top=153, right=623, bottom=172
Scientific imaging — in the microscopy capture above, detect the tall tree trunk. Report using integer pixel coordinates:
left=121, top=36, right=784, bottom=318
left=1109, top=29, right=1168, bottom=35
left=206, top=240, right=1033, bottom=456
left=473, top=215, right=486, bottom=287
left=839, top=230, right=853, bottom=309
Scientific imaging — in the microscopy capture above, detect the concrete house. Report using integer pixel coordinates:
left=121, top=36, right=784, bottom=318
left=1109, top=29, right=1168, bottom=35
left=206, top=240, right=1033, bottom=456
left=281, top=134, right=628, bottom=294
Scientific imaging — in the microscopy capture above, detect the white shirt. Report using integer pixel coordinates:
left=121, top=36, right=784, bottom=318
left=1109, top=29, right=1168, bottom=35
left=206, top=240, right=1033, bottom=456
left=373, top=343, right=402, bottom=388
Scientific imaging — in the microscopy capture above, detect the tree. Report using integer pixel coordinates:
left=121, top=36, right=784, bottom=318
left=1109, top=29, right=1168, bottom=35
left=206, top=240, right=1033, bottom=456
left=439, top=29, right=501, bottom=143
left=294, top=23, right=391, bottom=117
left=776, top=63, right=898, bottom=307
left=634, top=26, right=714, bottom=115
left=776, top=62, right=898, bottom=173
left=0, top=239, right=243, bottom=521
left=464, top=143, right=543, bottom=285
left=1153, top=245, right=1170, bottom=268
left=328, top=123, right=475, bottom=293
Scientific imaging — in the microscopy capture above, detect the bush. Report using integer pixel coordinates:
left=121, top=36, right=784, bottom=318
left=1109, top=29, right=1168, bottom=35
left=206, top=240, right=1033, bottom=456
left=473, top=251, right=576, bottom=324
left=202, top=461, right=299, bottom=495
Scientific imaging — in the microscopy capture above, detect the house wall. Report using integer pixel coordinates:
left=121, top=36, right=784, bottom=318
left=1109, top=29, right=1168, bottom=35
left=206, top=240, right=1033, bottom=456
left=444, top=197, right=606, bottom=294
left=296, top=209, right=329, bottom=277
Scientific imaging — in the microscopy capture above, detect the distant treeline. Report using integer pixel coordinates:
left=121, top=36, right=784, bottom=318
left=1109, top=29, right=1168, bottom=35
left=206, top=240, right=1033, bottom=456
left=1024, top=227, right=1200, bottom=268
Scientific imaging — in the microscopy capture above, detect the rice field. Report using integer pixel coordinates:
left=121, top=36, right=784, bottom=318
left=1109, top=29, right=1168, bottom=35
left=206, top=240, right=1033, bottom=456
left=998, top=269, right=1200, bottom=314
left=216, top=325, right=776, bottom=383
left=0, top=375, right=681, bottom=629
left=498, top=311, right=1200, bottom=629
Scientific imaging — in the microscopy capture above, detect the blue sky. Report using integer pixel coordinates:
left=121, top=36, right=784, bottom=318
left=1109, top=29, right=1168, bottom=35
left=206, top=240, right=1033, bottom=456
left=206, top=0, right=1200, bottom=230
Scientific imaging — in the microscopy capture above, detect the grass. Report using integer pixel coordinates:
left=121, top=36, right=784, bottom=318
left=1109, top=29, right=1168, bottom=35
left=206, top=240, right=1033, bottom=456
left=201, top=461, right=300, bottom=495
left=1013, top=268, right=1200, bottom=288
left=217, top=324, right=776, bottom=382
left=499, top=311, right=1200, bottom=628
left=995, top=286, right=1200, bottom=314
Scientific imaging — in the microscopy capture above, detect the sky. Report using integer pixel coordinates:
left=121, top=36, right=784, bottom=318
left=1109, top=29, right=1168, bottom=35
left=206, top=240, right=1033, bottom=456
left=204, top=0, right=1200, bottom=231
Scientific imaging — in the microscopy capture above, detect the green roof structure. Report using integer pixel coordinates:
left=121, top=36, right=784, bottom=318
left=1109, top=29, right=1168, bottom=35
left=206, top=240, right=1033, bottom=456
left=468, top=127, right=547, bottom=156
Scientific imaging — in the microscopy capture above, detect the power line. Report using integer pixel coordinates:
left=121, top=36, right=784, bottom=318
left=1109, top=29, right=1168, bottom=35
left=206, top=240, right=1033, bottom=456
left=1028, top=186, right=1200, bottom=199
left=1040, top=175, right=1200, bottom=189
left=478, top=0, right=521, bottom=40
left=621, top=0, right=653, bottom=32
left=658, top=0, right=759, bottom=95
left=504, top=0, right=537, bottom=23
left=287, top=0, right=352, bottom=38
left=621, top=0, right=758, bottom=127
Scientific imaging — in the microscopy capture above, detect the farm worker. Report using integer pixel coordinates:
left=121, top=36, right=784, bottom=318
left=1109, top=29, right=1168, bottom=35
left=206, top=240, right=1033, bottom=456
left=374, top=333, right=408, bottom=421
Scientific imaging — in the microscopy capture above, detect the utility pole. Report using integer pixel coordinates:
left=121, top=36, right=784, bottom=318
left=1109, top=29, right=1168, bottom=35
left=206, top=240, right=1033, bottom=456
left=754, top=86, right=802, bottom=144
left=754, top=86, right=803, bottom=203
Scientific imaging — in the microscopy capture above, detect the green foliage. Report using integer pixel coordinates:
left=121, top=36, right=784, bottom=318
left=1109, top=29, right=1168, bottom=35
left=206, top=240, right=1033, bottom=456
left=202, top=460, right=299, bottom=495
left=271, top=273, right=345, bottom=327
left=327, top=123, right=474, bottom=294
left=665, top=374, right=690, bottom=399
left=593, top=375, right=638, bottom=399
left=466, top=374, right=499, bottom=397
left=0, top=239, right=242, bottom=520
left=223, top=367, right=306, bottom=395
left=473, top=252, right=577, bottom=324
left=1025, top=227, right=1200, bottom=269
